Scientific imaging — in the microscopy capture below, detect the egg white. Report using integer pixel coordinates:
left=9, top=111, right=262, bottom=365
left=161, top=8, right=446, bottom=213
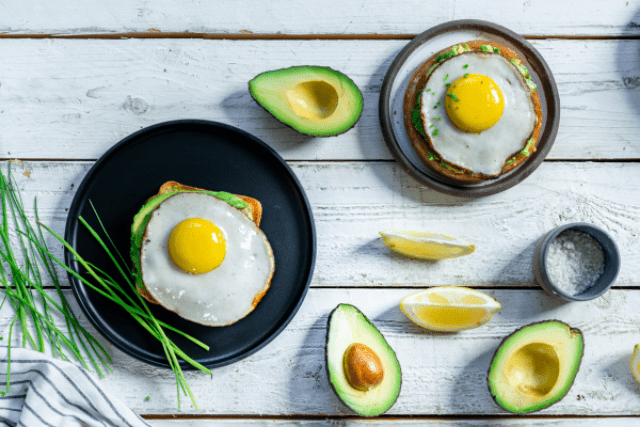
left=140, top=192, right=274, bottom=327
left=420, top=52, right=536, bottom=176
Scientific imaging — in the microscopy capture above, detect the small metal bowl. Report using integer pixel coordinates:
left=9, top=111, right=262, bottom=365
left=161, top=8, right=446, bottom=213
left=532, top=223, right=620, bottom=301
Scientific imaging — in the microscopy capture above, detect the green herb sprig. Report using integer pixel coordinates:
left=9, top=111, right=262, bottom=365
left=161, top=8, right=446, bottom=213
left=0, top=164, right=112, bottom=394
left=36, top=204, right=212, bottom=411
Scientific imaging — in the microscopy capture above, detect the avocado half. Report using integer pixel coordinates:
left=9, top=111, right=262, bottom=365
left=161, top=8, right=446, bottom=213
left=249, top=66, right=363, bottom=137
left=325, top=304, right=401, bottom=416
left=487, top=320, right=584, bottom=413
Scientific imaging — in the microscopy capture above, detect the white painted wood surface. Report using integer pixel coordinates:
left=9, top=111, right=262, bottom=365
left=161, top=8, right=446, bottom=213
left=2, top=0, right=640, bottom=36
left=3, top=288, right=640, bottom=416
left=1, top=39, right=640, bottom=161
left=5, top=160, right=640, bottom=289
left=146, top=420, right=640, bottom=427
left=4, top=1, right=640, bottom=423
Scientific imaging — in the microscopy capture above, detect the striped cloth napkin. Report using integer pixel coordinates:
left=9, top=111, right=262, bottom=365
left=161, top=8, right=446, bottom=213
left=0, top=347, right=149, bottom=427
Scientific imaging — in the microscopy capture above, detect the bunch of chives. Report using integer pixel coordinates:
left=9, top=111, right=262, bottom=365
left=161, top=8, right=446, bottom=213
left=38, top=207, right=213, bottom=410
left=2, top=163, right=211, bottom=410
left=0, top=164, right=112, bottom=393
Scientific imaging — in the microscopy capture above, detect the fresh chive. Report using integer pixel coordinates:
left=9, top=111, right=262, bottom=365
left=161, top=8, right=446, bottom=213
left=0, top=164, right=112, bottom=395
left=447, top=93, right=460, bottom=102
left=35, top=207, right=214, bottom=411
left=430, top=124, right=434, bottom=128
left=445, top=83, right=451, bottom=88
left=434, top=117, right=441, bottom=121
left=426, top=88, right=431, bottom=92
left=444, top=74, right=449, bottom=81
left=464, top=73, right=468, bottom=78
left=433, top=129, right=439, bottom=136
left=433, top=105, right=438, bottom=109
left=463, top=64, right=468, bottom=69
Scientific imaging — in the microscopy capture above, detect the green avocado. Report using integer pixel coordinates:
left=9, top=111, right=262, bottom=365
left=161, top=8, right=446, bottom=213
left=129, top=189, right=247, bottom=290
left=249, top=66, right=363, bottom=137
left=488, top=320, right=584, bottom=413
left=326, top=304, right=401, bottom=417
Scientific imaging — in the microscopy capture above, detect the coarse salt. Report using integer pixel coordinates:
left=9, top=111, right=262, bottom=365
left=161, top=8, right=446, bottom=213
left=545, top=230, right=605, bottom=296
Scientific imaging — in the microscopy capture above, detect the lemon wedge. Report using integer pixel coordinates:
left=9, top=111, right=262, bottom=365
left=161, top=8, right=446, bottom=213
left=632, top=344, right=640, bottom=383
left=379, top=229, right=475, bottom=260
left=400, top=287, right=501, bottom=332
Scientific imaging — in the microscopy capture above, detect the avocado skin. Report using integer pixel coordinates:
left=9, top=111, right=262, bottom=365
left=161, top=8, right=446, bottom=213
left=325, top=304, right=402, bottom=417
left=487, top=320, right=584, bottom=414
left=249, top=66, right=363, bottom=138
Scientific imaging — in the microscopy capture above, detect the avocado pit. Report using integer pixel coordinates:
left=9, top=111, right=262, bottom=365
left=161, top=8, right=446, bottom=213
left=287, top=80, right=339, bottom=120
left=343, top=343, right=384, bottom=391
left=507, top=343, right=560, bottom=397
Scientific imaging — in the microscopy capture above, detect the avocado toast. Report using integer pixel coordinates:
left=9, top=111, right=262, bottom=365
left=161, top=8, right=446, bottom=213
left=131, top=181, right=270, bottom=310
left=403, top=40, right=543, bottom=183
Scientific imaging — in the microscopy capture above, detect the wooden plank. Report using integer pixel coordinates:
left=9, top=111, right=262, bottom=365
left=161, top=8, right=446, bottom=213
left=146, top=418, right=640, bottom=427
left=1, top=39, right=640, bottom=161
left=2, top=0, right=640, bottom=36
left=3, top=288, right=640, bottom=416
left=4, top=160, right=640, bottom=289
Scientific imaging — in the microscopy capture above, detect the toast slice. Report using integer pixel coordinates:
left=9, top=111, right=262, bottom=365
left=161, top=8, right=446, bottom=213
left=135, top=181, right=264, bottom=306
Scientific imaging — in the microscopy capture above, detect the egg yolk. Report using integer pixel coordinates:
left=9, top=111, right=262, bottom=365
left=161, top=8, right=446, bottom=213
left=445, top=74, right=504, bottom=133
left=168, top=218, right=225, bottom=274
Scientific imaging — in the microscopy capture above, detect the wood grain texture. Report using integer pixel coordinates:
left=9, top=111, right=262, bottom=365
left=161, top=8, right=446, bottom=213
left=4, top=160, right=640, bottom=289
left=4, top=288, right=640, bottom=416
left=146, top=419, right=640, bottom=426
left=2, top=0, right=640, bottom=36
left=1, top=39, right=640, bottom=161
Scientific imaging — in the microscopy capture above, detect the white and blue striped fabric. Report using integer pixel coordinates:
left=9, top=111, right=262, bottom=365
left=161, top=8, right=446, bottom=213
left=0, top=347, right=149, bottom=427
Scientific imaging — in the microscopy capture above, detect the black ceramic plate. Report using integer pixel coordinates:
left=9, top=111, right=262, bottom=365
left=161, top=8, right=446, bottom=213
left=379, top=20, right=560, bottom=197
left=65, top=120, right=316, bottom=369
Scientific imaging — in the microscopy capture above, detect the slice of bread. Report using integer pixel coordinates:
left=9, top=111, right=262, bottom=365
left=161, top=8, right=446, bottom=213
left=135, top=181, right=264, bottom=306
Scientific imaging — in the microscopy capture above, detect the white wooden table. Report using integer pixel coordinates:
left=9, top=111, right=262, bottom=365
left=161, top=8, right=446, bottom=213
left=3, top=1, right=640, bottom=425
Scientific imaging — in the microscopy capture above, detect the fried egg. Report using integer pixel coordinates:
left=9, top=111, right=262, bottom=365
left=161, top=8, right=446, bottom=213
left=420, top=52, right=536, bottom=176
left=140, top=192, right=274, bottom=326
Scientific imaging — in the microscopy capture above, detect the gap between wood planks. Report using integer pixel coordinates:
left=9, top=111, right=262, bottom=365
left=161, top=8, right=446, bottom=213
left=3, top=158, right=640, bottom=163
left=140, top=413, right=640, bottom=420
left=1, top=32, right=640, bottom=40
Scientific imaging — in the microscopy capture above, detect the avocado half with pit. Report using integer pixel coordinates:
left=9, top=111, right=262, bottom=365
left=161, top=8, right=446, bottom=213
left=249, top=66, right=363, bottom=137
left=488, top=320, right=584, bottom=413
left=325, top=304, right=401, bottom=417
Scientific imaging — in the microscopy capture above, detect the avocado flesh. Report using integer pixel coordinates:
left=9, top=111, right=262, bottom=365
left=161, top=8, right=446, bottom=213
left=249, top=66, right=363, bottom=137
left=326, top=304, right=401, bottom=417
left=129, top=189, right=248, bottom=290
left=488, top=321, right=584, bottom=413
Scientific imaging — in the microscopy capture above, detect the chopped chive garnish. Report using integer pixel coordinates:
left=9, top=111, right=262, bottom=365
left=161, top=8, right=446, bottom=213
left=463, top=64, right=468, bottom=69
left=447, top=93, right=460, bottom=102
left=426, top=88, right=431, bottom=92
left=464, top=73, right=468, bottom=78
left=494, top=47, right=500, bottom=54
left=445, top=74, right=449, bottom=81
left=433, top=129, right=439, bottom=136
left=145, top=396, right=151, bottom=401
left=434, top=117, right=441, bottom=121
left=430, top=124, right=434, bottom=128
left=445, top=83, right=451, bottom=88
left=433, top=105, right=438, bottom=109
